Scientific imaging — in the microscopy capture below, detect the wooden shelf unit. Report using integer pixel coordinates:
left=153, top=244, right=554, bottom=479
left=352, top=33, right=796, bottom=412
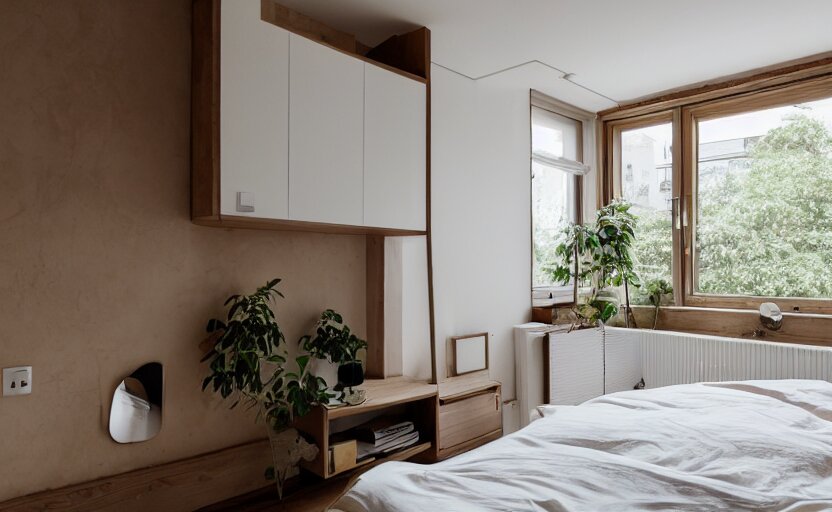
left=292, top=377, right=438, bottom=479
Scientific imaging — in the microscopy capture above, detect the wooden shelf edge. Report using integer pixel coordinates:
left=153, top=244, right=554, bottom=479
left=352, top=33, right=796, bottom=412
left=328, top=456, right=376, bottom=478
left=280, top=28, right=428, bottom=85
left=439, top=378, right=500, bottom=402
left=326, top=382, right=437, bottom=419
left=192, top=215, right=427, bottom=237
left=365, top=441, right=432, bottom=469
left=260, top=0, right=428, bottom=84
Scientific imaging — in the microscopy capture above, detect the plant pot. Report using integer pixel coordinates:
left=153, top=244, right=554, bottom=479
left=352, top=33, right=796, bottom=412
left=595, top=287, right=620, bottom=305
left=311, top=359, right=339, bottom=389
left=337, top=361, right=364, bottom=388
left=266, top=426, right=318, bottom=499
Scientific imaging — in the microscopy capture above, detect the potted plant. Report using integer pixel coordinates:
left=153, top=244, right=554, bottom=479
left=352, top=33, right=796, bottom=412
left=200, top=279, right=330, bottom=498
left=336, top=327, right=368, bottom=400
left=300, top=309, right=368, bottom=403
left=548, top=199, right=641, bottom=329
left=645, top=278, right=673, bottom=329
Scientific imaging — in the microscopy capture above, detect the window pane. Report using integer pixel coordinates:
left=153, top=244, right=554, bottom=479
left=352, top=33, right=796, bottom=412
left=532, top=106, right=580, bottom=288
left=620, top=122, right=674, bottom=304
left=532, top=162, right=577, bottom=286
left=696, top=96, right=832, bottom=298
left=532, top=108, right=579, bottom=161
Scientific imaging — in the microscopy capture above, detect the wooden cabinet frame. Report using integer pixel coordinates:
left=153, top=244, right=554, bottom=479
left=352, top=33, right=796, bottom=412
left=600, top=55, right=832, bottom=314
left=191, top=0, right=429, bottom=237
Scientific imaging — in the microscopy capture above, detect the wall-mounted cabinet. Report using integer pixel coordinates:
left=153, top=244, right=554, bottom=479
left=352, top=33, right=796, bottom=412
left=192, top=0, right=428, bottom=235
left=364, top=65, right=427, bottom=231
left=219, top=0, right=289, bottom=220
left=288, top=34, right=365, bottom=226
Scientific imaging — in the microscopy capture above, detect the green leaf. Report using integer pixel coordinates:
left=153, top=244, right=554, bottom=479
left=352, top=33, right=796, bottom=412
left=296, top=354, right=310, bottom=374
left=600, top=302, right=618, bottom=323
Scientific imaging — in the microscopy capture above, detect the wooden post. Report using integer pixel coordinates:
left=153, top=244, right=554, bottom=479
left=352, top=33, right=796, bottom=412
left=365, top=235, right=385, bottom=378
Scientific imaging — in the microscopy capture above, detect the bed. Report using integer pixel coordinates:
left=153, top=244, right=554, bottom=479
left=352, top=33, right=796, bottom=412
left=330, top=379, right=832, bottom=511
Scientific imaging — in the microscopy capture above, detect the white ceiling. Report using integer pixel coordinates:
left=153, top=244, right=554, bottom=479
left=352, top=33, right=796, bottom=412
left=277, top=0, right=832, bottom=112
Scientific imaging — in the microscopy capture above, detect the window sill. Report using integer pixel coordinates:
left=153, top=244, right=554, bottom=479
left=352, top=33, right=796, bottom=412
left=630, top=305, right=832, bottom=346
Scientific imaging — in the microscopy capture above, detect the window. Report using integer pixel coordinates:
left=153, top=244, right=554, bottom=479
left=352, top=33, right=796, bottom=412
left=602, top=71, right=832, bottom=312
left=606, top=111, right=679, bottom=306
left=690, top=92, right=832, bottom=304
left=619, top=121, right=674, bottom=304
left=530, top=92, right=592, bottom=305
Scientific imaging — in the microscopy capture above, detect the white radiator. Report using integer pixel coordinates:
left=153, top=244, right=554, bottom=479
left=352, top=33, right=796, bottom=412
left=639, top=330, right=832, bottom=388
left=548, top=327, right=604, bottom=405
left=520, top=326, right=832, bottom=419
left=513, top=323, right=555, bottom=429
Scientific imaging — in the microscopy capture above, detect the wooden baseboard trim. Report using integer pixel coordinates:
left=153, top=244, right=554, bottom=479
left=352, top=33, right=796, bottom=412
left=0, top=440, right=272, bottom=512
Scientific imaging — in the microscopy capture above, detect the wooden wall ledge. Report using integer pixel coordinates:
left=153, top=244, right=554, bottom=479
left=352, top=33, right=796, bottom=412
left=0, top=440, right=272, bottom=512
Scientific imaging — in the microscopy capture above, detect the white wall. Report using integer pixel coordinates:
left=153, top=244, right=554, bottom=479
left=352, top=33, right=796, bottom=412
left=384, top=236, right=432, bottom=381
left=400, top=237, right=432, bottom=379
left=431, top=64, right=489, bottom=385
left=430, top=62, right=601, bottom=418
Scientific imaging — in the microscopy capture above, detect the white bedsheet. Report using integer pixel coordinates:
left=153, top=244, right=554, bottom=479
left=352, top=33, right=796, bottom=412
left=331, top=380, right=832, bottom=511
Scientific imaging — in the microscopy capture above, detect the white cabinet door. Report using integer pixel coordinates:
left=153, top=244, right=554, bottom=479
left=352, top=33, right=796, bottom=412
left=363, top=65, right=426, bottom=231
left=288, top=34, right=364, bottom=225
left=220, top=0, right=289, bottom=219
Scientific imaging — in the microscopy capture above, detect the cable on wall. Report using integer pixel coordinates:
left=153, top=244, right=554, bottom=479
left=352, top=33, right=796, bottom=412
left=431, top=59, right=621, bottom=107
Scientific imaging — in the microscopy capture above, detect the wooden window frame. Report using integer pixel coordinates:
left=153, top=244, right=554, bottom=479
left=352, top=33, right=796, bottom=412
left=530, top=90, right=595, bottom=304
left=603, top=111, right=684, bottom=305
left=600, top=58, right=832, bottom=314
left=682, top=74, right=832, bottom=313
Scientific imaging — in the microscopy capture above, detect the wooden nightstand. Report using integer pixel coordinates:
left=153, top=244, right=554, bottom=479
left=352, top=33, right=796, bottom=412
left=292, top=377, right=438, bottom=479
left=436, top=378, right=502, bottom=460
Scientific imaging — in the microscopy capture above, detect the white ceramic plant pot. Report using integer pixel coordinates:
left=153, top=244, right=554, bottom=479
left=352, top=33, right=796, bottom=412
left=267, top=427, right=318, bottom=499
left=311, top=358, right=339, bottom=389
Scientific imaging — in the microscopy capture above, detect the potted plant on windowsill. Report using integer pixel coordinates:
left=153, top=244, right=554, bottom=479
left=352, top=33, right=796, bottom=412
left=547, top=199, right=641, bottom=330
left=300, top=309, right=368, bottom=404
left=200, top=279, right=330, bottom=499
left=645, top=278, right=673, bottom=329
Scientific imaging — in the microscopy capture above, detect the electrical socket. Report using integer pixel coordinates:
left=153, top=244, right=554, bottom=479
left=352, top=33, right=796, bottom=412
left=3, top=366, right=32, bottom=396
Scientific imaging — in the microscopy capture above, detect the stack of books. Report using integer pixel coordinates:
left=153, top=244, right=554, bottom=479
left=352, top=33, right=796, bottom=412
left=355, top=417, right=420, bottom=461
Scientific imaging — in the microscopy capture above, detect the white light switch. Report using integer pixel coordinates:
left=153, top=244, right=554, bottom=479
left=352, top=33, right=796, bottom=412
left=236, top=192, right=255, bottom=213
left=3, top=366, right=32, bottom=396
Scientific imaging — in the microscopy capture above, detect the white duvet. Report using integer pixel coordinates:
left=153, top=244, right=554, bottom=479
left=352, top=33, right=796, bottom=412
left=331, top=380, right=832, bottom=511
